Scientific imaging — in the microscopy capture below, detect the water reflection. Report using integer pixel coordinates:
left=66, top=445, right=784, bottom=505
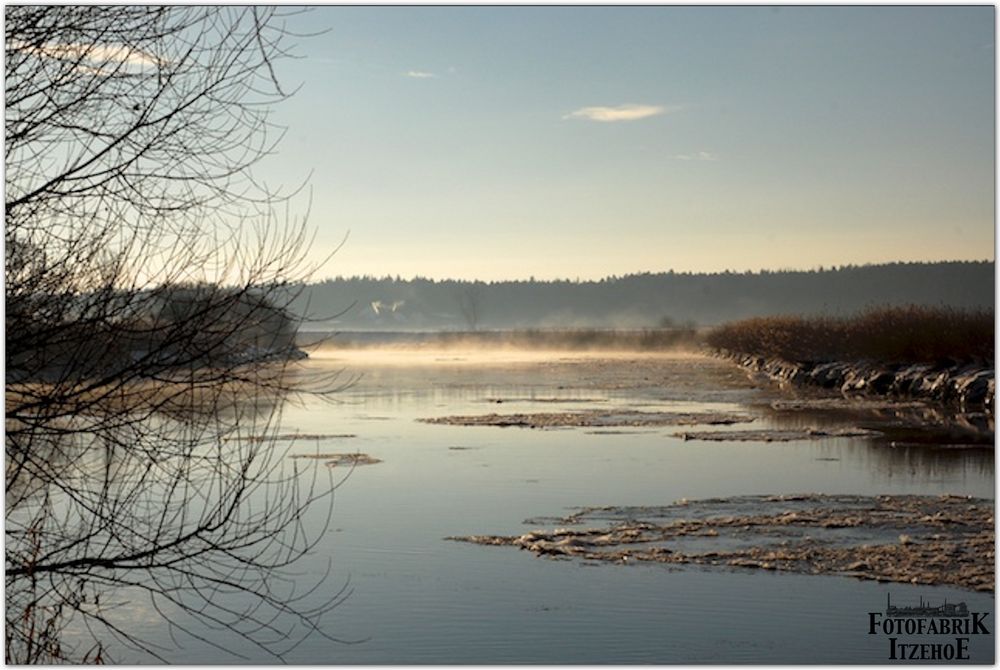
left=744, top=397, right=994, bottom=486
left=5, top=373, right=342, bottom=663
left=759, top=400, right=994, bottom=444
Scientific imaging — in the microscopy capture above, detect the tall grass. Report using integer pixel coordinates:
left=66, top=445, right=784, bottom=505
left=705, top=306, right=994, bottom=365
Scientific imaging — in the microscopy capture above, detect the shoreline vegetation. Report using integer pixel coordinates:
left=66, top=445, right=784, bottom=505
left=8, top=286, right=311, bottom=385
left=704, top=306, right=993, bottom=365
left=704, top=306, right=994, bottom=412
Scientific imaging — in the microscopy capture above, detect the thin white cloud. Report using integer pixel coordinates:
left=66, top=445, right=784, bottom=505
left=10, top=40, right=163, bottom=68
left=405, top=70, right=437, bottom=79
left=671, top=151, right=718, bottom=161
left=563, top=104, right=678, bottom=123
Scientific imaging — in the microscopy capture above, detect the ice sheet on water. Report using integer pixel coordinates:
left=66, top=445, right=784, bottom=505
left=449, top=494, right=994, bottom=592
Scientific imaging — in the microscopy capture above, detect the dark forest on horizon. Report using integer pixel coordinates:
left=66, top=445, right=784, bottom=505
left=292, top=260, right=995, bottom=331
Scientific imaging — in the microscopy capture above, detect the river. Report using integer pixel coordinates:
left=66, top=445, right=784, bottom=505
left=91, top=348, right=995, bottom=663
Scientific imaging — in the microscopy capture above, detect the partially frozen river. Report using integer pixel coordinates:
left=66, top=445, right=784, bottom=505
left=102, top=348, right=995, bottom=663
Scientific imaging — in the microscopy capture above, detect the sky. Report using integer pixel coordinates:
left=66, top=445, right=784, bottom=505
left=257, top=6, right=995, bottom=281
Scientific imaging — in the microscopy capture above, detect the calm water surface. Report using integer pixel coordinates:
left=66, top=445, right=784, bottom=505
left=105, top=350, right=995, bottom=663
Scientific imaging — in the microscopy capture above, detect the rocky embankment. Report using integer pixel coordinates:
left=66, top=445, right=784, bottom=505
left=720, top=352, right=994, bottom=413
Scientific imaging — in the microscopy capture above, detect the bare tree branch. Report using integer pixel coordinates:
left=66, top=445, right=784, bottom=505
left=6, top=6, right=347, bottom=663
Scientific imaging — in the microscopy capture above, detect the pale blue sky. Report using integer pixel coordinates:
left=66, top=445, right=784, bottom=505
left=259, top=6, right=995, bottom=281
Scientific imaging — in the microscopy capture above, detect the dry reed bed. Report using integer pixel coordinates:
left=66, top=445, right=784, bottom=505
left=705, top=306, right=993, bottom=365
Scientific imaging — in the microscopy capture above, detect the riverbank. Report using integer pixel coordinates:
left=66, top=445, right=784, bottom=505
left=720, top=352, right=994, bottom=413
left=704, top=306, right=994, bottom=412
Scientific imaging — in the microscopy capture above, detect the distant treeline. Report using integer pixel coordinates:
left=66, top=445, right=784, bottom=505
left=290, top=261, right=994, bottom=331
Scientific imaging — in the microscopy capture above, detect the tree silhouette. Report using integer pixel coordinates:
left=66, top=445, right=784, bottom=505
left=456, top=283, right=485, bottom=330
left=5, top=6, right=345, bottom=662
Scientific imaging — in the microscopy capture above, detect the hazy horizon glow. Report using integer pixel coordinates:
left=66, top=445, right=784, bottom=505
left=261, top=6, right=994, bottom=282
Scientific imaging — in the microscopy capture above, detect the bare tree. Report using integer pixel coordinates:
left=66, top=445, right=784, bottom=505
left=5, top=6, right=346, bottom=662
left=456, top=282, right=485, bottom=331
